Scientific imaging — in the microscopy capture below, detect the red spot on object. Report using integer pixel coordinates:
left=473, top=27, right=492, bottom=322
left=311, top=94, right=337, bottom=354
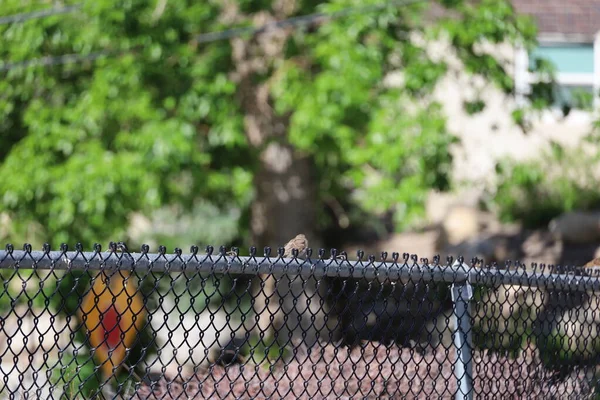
left=101, top=305, right=122, bottom=350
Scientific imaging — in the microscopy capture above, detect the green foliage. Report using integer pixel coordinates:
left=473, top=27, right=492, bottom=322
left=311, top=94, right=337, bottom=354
left=0, top=0, right=541, bottom=242
left=522, top=53, right=590, bottom=116
left=0, top=0, right=247, bottom=248
left=0, top=0, right=558, bottom=392
left=49, top=353, right=102, bottom=399
left=536, top=327, right=600, bottom=368
left=483, top=141, right=600, bottom=228
left=437, top=0, right=538, bottom=92
left=272, top=0, right=534, bottom=230
left=463, top=99, right=486, bottom=115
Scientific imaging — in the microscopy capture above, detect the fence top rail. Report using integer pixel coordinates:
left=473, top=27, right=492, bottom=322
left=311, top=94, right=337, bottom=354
left=1, top=245, right=600, bottom=291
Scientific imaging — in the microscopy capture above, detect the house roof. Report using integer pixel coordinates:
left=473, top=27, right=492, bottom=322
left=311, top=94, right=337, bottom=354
left=512, top=0, right=600, bottom=38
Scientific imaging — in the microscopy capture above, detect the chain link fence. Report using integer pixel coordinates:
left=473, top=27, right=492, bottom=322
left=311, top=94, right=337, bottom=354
left=0, top=242, right=600, bottom=399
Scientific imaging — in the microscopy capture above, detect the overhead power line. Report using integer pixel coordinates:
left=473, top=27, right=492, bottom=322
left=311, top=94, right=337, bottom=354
left=0, top=0, right=428, bottom=72
left=0, top=50, right=115, bottom=72
left=195, top=0, right=427, bottom=43
left=0, top=3, right=82, bottom=26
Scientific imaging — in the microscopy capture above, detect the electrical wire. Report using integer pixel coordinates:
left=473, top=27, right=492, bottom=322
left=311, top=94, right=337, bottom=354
left=0, top=3, right=82, bottom=25
left=0, top=50, right=115, bottom=72
left=0, top=0, right=428, bottom=72
left=195, top=0, right=427, bottom=43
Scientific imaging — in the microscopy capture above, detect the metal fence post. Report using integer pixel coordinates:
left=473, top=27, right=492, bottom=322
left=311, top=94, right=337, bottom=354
left=450, top=265, right=474, bottom=400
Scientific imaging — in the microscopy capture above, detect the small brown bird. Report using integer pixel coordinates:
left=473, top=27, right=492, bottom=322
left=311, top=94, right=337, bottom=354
left=254, top=234, right=309, bottom=340
left=283, top=233, right=309, bottom=258
left=585, top=257, right=600, bottom=268
left=580, top=257, right=600, bottom=277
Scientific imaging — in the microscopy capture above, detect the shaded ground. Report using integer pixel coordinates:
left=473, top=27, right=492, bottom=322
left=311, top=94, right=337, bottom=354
left=133, top=341, right=597, bottom=399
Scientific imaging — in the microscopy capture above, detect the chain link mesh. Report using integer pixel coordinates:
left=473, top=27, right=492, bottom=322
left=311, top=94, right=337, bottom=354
left=0, top=243, right=599, bottom=399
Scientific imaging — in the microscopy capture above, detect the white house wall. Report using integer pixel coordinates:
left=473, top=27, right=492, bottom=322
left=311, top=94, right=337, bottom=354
left=409, top=35, right=594, bottom=189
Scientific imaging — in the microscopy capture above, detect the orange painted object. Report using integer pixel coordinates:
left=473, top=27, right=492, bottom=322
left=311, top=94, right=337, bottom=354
left=79, top=271, right=146, bottom=378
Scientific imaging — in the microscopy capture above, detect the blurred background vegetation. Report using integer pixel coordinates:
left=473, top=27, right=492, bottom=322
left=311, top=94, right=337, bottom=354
left=1, top=0, right=600, bottom=395
left=0, top=0, right=571, bottom=253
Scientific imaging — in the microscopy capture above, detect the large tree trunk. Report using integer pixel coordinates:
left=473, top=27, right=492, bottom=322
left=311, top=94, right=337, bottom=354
left=250, top=144, right=326, bottom=347
left=251, top=144, right=317, bottom=249
left=227, top=3, right=335, bottom=349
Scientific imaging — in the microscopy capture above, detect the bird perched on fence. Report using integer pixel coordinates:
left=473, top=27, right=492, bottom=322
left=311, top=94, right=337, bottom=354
left=583, top=257, right=600, bottom=275
left=254, top=234, right=309, bottom=349
left=283, top=233, right=309, bottom=259
left=585, top=257, right=600, bottom=267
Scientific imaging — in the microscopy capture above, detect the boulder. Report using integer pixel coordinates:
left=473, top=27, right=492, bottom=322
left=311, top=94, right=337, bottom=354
left=474, top=283, right=541, bottom=352
left=521, top=229, right=562, bottom=266
left=534, top=289, right=600, bottom=366
left=425, top=189, right=481, bottom=226
left=436, top=205, right=489, bottom=247
left=549, top=211, right=600, bottom=244
left=435, top=204, right=521, bottom=264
